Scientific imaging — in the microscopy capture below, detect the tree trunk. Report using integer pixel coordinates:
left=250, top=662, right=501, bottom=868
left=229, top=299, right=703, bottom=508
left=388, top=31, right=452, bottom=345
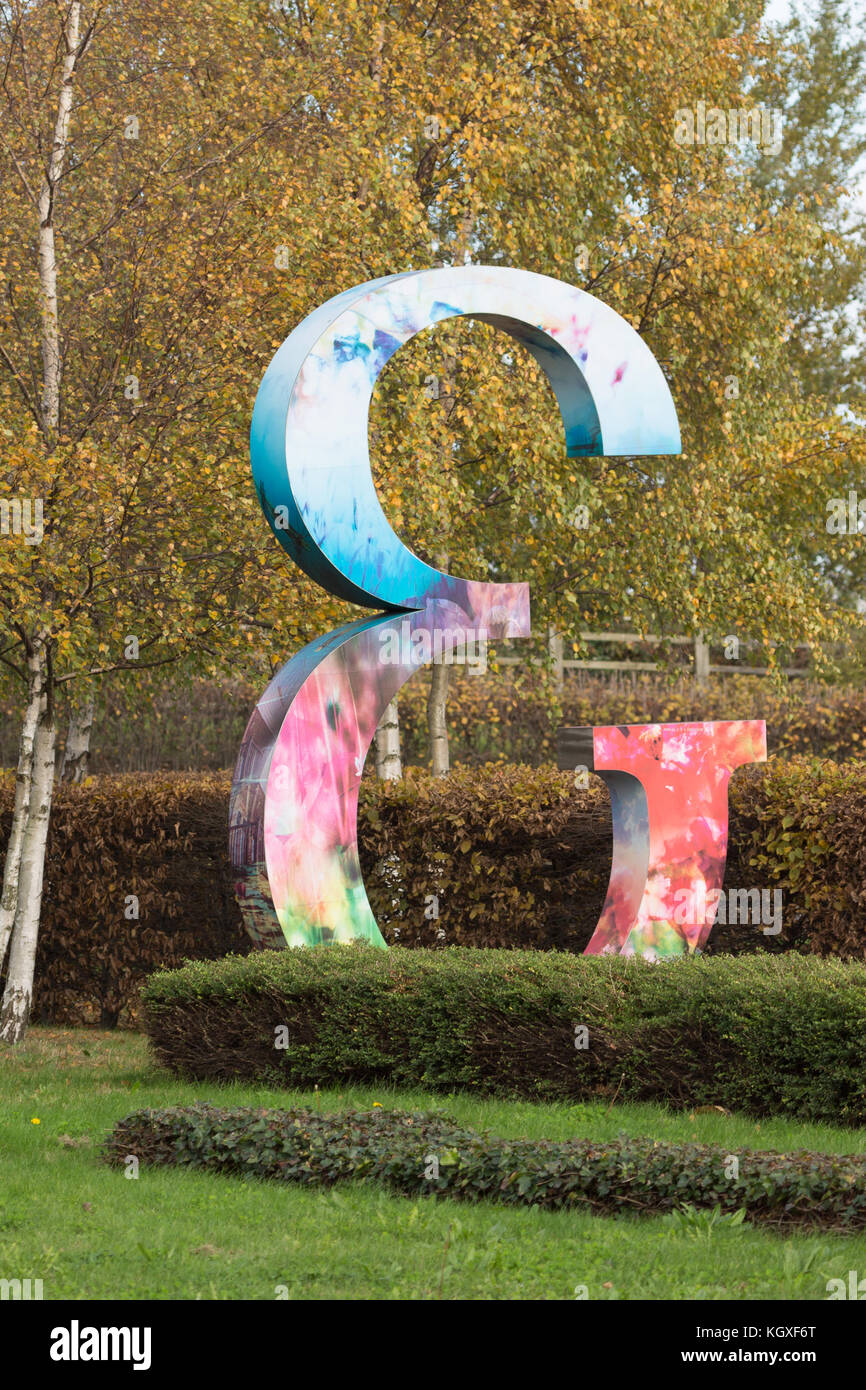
left=37, top=0, right=81, bottom=441
left=694, top=632, right=711, bottom=686
left=0, top=640, right=46, bottom=970
left=0, top=3, right=81, bottom=1042
left=426, top=554, right=451, bottom=776
left=548, top=627, right=564, bottom=693
left=59, top=690, right=95, bottom=782
left=0, top=661, right=56, bottom=1044
left=375, top=697, right=402, bottom=780
left=427, top=658, right=451, bottom=777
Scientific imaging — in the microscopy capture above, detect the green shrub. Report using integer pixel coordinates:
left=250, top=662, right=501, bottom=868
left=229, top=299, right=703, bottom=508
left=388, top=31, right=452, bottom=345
left=103, top=1101, right=866, bottom=1231
left=141, top=947, right=866, bottom=1125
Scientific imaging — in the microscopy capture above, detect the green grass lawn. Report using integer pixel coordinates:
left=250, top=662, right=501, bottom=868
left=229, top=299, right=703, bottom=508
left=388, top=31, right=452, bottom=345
left=2, top=1026, right=865, bottom=1301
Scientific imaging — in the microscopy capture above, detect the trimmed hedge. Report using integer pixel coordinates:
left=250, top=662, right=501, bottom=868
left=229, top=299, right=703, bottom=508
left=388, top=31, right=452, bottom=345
left=360, top=762, right=610, bottom=951
left=361, top=756, right=866, bottom=959
left=0, top=771, right=251, bottom=1027
left=726, top=758, right=866, bottom=959
left=141, top=947, right=866, bottom=1125
left=103, top=1102, right=866, bottom=1232
left=6, top=751, right=866, bottom=1023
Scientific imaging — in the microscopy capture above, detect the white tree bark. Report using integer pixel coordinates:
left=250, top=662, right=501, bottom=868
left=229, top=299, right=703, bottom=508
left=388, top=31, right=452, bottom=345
left=424, top=213, right=470, bottom=775
left=0, top=639, right=47, bottom=970
left=427, top=659, right=451, bottom=777
left=0, top=663, right=57, bottom=1044
left=420, top=287, right=454, bottom=785
left=374, top=697, right=402, bottom=780
left=694, top=632, right=711, bottom=686
left=59, top=689, right=95, bottom=782
left=0, top=4, right=80, bottom=1042
left=37, top=0, right=80, bottom=439
left=548, top=626, right=564, bottom=693
left=427, top=538, right=453, bottom=777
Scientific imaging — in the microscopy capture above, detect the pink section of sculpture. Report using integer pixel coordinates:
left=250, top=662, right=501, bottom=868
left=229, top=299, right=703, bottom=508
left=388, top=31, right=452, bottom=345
left=585, top=720, right=768, bottom=958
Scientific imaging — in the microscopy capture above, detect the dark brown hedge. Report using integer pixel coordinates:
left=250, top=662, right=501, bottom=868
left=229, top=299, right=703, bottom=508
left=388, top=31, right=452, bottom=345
left=0, top=771, right=250, bottom=1027
left=358, top=763, right=611, bottom=952
left=3, top=752, right=866, bottom=1024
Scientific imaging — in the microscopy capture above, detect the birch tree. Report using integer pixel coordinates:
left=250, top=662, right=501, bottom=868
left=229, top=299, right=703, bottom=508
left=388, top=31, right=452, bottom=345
left=58, top=688, right=95, bottom=782
left=374, top=700, right=402, bottom=780
left=0, top=0, right=340, bottom=1040
left=0, top=0, right=81, bottom=1040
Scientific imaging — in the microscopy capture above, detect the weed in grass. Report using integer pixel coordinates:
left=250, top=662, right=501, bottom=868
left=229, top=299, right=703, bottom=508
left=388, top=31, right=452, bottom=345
left=663, top=1204, right=748, bottom=1239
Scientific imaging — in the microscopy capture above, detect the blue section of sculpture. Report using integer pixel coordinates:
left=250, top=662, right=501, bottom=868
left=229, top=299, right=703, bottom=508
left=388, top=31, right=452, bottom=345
left=249, top=266, right=681, bottom=617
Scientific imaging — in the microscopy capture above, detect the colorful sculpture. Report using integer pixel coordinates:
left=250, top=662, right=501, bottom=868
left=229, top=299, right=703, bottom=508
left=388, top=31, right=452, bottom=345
left=230, top=266, right=681, bottom=950
left=557, top=720, right=767, bottom=958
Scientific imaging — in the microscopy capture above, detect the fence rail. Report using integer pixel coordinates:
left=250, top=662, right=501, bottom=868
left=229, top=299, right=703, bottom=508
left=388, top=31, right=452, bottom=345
left=496, top=630, right=809, bottom=687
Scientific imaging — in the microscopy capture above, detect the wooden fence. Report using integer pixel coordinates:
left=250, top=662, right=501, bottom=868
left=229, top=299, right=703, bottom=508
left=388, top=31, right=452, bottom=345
left=497, top=631, right=810, bottom=689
